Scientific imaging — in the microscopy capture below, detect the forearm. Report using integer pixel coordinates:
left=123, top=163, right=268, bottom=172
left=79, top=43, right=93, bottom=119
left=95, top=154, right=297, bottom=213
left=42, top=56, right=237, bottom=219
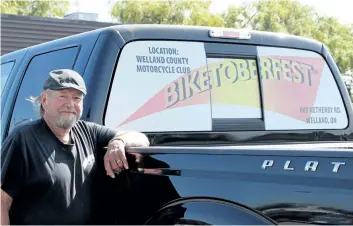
left=110, top=131, right=150, bottom=147
left=114, top=130, right=129, bottom=136
left=1, top=189, right=13, bottom=225
left=1, top=210, right=10, bottom=225
left=104, top=131, right=149, bottom=176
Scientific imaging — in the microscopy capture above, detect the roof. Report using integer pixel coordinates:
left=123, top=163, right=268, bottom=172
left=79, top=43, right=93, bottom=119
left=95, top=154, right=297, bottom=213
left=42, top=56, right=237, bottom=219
left=0, top=13, right=119, bottom=56
left=111, top=24, right=324, bottom=53
left=1, top=17, right=325, bottom=57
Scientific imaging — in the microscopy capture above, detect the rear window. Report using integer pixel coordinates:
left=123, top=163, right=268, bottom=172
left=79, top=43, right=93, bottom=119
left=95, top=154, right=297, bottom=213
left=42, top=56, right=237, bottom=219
left=105, top=40, right=348, bottom=132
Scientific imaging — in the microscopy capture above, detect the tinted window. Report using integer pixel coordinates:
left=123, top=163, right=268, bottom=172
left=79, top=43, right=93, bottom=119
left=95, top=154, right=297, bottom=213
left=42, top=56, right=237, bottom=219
left=1, top=61, right=15, bottom=94
left=8, top=47, right=79, bottom=132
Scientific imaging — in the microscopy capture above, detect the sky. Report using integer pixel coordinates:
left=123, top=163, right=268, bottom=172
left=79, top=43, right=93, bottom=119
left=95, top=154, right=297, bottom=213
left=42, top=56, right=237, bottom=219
left=67, top=0, right=353, bottom=25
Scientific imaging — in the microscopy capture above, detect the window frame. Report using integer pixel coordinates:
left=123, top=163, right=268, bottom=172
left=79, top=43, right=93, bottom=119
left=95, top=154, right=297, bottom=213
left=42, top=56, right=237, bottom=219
left=7, top=45, right=80, bottom=134
left=205, top=43, right=265, bottom=131
left=1, top=60, right=16, bottom=95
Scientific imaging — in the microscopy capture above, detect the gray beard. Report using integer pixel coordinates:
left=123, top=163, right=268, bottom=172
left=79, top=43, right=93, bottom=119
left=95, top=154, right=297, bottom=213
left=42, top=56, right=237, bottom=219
left=56, top=115, right=78, bottom=129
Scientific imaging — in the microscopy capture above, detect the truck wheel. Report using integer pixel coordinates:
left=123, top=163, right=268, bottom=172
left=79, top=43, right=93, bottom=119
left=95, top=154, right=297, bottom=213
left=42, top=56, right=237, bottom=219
left=145, top=197, right=276, bottom=225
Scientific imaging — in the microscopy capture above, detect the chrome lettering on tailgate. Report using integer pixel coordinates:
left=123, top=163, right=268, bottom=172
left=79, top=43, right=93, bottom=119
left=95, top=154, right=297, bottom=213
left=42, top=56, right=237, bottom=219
left=262, top=160, right=346, bottom=173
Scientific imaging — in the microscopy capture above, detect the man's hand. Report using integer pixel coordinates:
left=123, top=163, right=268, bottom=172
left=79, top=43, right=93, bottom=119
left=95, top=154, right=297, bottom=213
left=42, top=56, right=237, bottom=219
left=104, top=132, right=150, bottom=178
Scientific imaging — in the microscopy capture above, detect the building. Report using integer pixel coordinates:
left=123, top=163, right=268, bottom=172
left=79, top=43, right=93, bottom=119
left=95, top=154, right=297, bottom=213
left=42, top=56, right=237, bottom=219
left=63, top=12, right=99, bottom=21
left=1, top=13, right=119, bottom=56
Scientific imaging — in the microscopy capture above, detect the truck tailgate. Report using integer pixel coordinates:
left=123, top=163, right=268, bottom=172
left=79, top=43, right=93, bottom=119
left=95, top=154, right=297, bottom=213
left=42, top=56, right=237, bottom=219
left=123, top=143, right=353, bottom=224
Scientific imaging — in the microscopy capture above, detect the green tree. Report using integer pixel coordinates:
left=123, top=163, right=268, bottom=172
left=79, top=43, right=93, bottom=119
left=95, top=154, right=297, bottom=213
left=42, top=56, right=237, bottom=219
left=245, top=0, right=317, bottom=34
left=185, top=1, right=224, bottom=26
left=313, top=17, right=353, bottom=73
left=226, top=0, right=353, bottom=73
left=109, top=0, right=353, bottom=73
left=1, top=0, right=69, bottom=17
left=110, top=0, right=224, bottom=26
left=111, top=0, right=186, bottom=24
left=222, top=4, right=249, bottom=28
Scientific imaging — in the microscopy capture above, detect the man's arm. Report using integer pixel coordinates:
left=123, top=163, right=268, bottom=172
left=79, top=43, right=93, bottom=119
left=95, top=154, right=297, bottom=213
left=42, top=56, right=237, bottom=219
left=86, top=121, right=150, bottom=178
left=108, top=131, right=150, bottom=147
left=104, top=131, right=150, bottom=178
left=1, top=189, right=13, bottom=225
left=1, top=132, right=28, bottom=225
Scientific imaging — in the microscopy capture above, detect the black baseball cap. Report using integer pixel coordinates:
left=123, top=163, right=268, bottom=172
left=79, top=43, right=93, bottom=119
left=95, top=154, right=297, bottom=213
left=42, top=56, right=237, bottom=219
left=43, top=69, right=87, bottom=95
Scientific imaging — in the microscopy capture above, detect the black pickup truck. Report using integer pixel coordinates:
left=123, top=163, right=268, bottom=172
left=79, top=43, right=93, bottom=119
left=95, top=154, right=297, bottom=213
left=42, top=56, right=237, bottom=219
left=1, top=24, right=352, bottom=225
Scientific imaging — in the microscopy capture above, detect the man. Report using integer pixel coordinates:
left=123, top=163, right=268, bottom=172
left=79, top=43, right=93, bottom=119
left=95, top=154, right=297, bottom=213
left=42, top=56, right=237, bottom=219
left=1, top=69, right=150, bottom=225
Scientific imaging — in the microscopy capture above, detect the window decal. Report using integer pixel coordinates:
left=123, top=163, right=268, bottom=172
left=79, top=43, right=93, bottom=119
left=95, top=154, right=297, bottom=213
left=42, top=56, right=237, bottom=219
left=258, top=47, right=347, bottom=130
left=105, top=41, right=212, bottom=132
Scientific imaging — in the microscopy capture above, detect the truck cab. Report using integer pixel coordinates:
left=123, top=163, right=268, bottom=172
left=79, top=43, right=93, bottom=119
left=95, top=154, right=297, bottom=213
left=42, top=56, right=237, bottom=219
left=1, top=25, right=353, bottom=225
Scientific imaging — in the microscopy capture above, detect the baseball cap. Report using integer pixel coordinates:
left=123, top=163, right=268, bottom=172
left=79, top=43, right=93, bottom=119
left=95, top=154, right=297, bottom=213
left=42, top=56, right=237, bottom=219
left=43, top=69, right=87, bottom=95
